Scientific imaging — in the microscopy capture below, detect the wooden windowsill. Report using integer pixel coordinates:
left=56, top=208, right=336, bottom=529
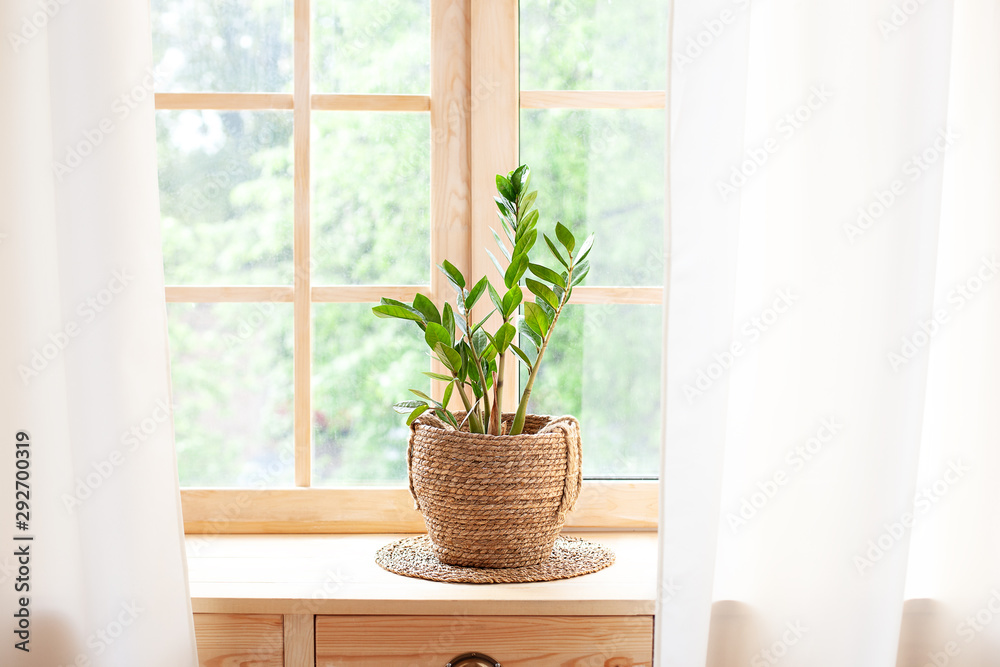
left=187, top=531, right=657, bottom=617
left=180, top=483, right=659, bottom=534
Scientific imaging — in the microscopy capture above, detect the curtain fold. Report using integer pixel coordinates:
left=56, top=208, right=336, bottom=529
left=659, top=0, right=1000, bottom=665
left=0, top=1, right=197, bottom=665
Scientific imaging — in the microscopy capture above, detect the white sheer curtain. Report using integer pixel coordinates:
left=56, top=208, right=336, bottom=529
left=659, top=0, right=1000, bottom=665
left=0, top=1, right=197, bottom=665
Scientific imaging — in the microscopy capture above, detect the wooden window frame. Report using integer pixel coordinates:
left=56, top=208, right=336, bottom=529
left=159, top=0, right=663, bottom=533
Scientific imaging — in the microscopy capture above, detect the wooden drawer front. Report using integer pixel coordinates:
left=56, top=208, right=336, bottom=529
left=316, top=615, right=653, bottom=667
left=194, top=613, right=284, bottom=667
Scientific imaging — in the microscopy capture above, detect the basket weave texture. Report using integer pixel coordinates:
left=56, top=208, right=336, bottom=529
left=407, top=412, right=582, bottom=568
left=375, top=534, right=614, bottom=583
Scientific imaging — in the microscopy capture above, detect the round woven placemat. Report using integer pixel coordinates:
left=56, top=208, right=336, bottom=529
left=375, top=535, right=615, bottom=584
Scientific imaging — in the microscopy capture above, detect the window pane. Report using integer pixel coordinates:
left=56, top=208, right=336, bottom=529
left=524, top=304, right=662, bottom=478
left=168, top=303, right=294, bottom=486
left=311, top=112, right=430, bottom=284
left=312, top=0, right=430, bottom=94
left=312, top=304, right=427, bottom=485
left=520, top=108, right=665, bottom=286
left=520, top=0, right=668, bottom=90
left=151, top=0, right=293, bottom=93
left=157, top=110, right=293, bottom=285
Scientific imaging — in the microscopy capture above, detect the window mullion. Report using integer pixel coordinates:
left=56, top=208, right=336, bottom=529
left=470, top=0, right=520, bottom=412
left=430, top=0, right=473, bottom=405
left=293, top=0, right=312, bottom=487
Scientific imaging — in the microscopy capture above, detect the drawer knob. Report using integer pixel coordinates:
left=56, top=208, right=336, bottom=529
left=446, top=652, right=501, bottom=667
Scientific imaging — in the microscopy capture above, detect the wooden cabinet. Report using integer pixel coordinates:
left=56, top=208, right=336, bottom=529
left=188, top=533, right=657, bottom=667
left=194, top=613, right=284, bottom=667
left=314, top=615, right=653, bottom=666
left=194, top=613, right=653, bottom=667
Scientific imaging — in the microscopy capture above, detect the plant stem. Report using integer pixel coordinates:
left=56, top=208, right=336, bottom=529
left=509, top=265, right=574, bottom=436
left=481, top=385, right=491, bottom=435
left=455, top=381, right=484, bottom=433
left=462, top=314, right=490, bottom=430
left=491, top=351, right=505, bottom=435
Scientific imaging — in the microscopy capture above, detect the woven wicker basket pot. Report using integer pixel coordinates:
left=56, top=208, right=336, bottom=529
left=407, top=412, right=583, bottom=568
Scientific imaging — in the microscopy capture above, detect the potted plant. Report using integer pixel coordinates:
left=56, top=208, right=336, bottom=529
left=373, top=164, right=593, bottom=568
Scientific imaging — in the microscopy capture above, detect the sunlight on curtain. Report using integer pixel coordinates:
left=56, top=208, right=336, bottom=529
left=659, top=0, right=1000, bottom=665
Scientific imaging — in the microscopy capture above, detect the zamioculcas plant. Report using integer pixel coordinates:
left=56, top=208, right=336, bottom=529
left=372, top=164, right=593, bottom=436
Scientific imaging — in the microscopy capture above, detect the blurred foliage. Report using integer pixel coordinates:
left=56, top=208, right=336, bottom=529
left=151, top=0, right=667, bottom=486
left=311, top=112, right=430, bottom=285
left=165, top=303, right=295, bottom=486
left=520, top=0, right=668, bottom=90
left=157, top=109, right=293, bottom=285
left=152, top=0, right=293, bottom=92
left=312, top=0, right=430, bottom=93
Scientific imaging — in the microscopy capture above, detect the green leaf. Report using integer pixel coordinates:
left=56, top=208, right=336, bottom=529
left=474, top=309, right=495, bottom=332
left=513, top=228, right=537, bottom=258
left=439, top=260, right=466, bottom=290
left=485, top=248, right=506, bottom=277
left=543, top=234, right=569, bottom=269
left=409, top=388, right=436, bottom=404
left=472, top=327, right=490, bottom=357
left=510, top=343, right=535, bottom=369
left=510, top=165, right=528, bottom=196
left=520, top=208, right=539, bottom=234
left=455, top=340, right=469, bottom=382
left=411, top=293, right=440, bottom=325
left=423, top=371, right=454, bottom=381
left=571, top=261, right=590, bottom=286
left=536, top=296, right=555, bottom=321
left=525, top=278, right=559, bottom=310
left=394, top=400, right=428, bottom=413
left=495, top=196, right=516, bottom=223
left=494, top=322, right=516, bottom=353
left=515, top=210, right=536, bottom=238
left=496, top=174, right=515, bottom=202
left=576, top=233, right=595, bottom=264
left=442, top=303, right=455, bottom=341
left=555, top=221, right=575, bottom=253
left=372, top=304, right=425, bottom=326
left=528, top=262, right=566, bottom=288
left=518, top=191, right=538, bottom=219
left=504, top=254, right=528, bottom=289
left=465, top=276, right=489, bottom=312
left=487, top=282, right=504, bottom=315
left=467, top=359, right=481, bottom=386
left=520, top=317, right=543, bottom=348
left=406, top=404, right=430, bottom=425
left=491, top=229, right=512, bottom=261
left=424, top=322, right=452, bottom=351
left=435, top=408, right=459, bottom=429
left=497, top=211, right=516, bottom=244
left=441, top=381, right=454, bottom=409
left=502, top=285, right=523, bottom=319
left=523, top=302, right=550, bottom=337
left=434, top=343, right=463, bottom=373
